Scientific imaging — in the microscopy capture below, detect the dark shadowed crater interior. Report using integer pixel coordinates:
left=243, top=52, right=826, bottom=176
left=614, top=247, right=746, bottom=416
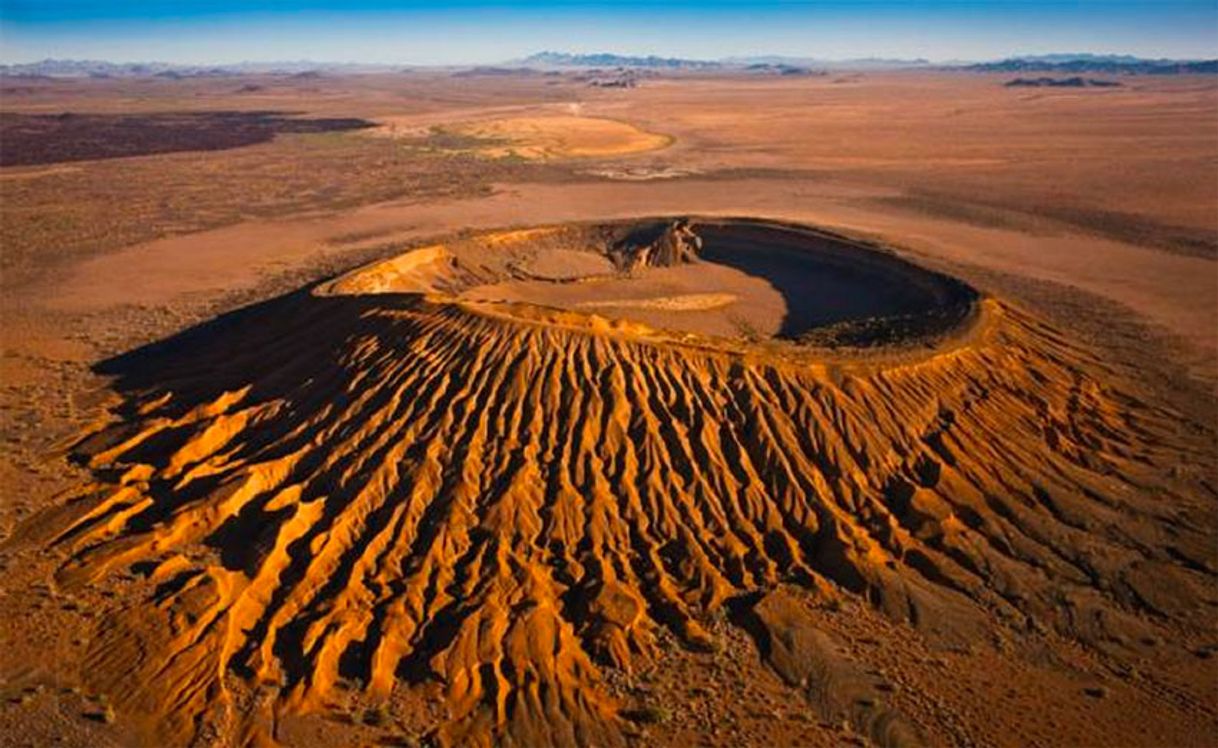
left=454, top=218, right=980, bottom=347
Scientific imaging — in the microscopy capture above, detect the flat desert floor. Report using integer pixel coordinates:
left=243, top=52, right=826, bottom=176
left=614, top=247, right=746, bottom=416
left=0, top=71, right=1215, bottom=747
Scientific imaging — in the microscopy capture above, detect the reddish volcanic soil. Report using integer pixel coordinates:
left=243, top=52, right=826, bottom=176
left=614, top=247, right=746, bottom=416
left=0, top=72, right=1215, bottom=748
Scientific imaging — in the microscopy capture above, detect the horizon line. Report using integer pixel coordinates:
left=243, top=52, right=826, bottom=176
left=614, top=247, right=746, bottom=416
left=3, top=49, right=1215, bottom=68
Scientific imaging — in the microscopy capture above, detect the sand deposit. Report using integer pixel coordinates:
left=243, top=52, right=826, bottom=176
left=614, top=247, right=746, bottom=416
left=448, top=115, right=671, bottom=160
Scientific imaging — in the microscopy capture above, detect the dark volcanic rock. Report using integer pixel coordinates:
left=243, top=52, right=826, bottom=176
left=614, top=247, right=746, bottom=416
left=0, top=110, right=374, bottom=166
left=1005, top=76, right=1123, bottom=88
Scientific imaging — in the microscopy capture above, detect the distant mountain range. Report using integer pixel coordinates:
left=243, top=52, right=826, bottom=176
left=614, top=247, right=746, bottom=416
left=723, top=55, right=932, bottom=70
left=519, top=51, right=1216, bottom=74
left=2, top=53, right=1215, bottom=78
left=519, top=52, right=722, bottom=70
left=1002, top=53, right=1146, bottom=64
left=519, top=52, right=932, bottom=71
left=964, top=55, right=1218, bottom=74
left=0, top=58, right=403, bottom=78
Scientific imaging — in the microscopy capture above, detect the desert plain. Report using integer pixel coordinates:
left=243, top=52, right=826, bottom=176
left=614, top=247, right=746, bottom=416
left=0, top=69, right=1215, bottom=747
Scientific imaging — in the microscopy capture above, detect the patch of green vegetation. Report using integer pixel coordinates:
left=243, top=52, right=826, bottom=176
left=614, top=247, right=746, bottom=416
left=422, top=126, right=508, bottom=152
left=292, top=130, right=358, bottom=147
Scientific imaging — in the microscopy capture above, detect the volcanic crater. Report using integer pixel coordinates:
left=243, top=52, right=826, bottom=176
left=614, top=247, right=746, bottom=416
left=317, top=218, right=980, bottom=348
left=30, top=218, right=1217, bottom=747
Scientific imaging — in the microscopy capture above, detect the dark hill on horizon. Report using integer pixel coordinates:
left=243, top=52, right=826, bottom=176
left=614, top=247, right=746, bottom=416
left=967, top=55, right=1218, bottom=74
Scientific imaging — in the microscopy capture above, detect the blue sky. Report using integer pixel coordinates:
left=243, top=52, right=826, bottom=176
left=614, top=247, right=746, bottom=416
left=1, top=1, right=1215, bottom=65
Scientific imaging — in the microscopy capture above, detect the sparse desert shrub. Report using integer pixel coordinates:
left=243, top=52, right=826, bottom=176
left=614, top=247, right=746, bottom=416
left=363, top=704, right=391, bottom=726
left=626, top=704, right=671, bottom=724
left=84, top=705, right=116, bottom=723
